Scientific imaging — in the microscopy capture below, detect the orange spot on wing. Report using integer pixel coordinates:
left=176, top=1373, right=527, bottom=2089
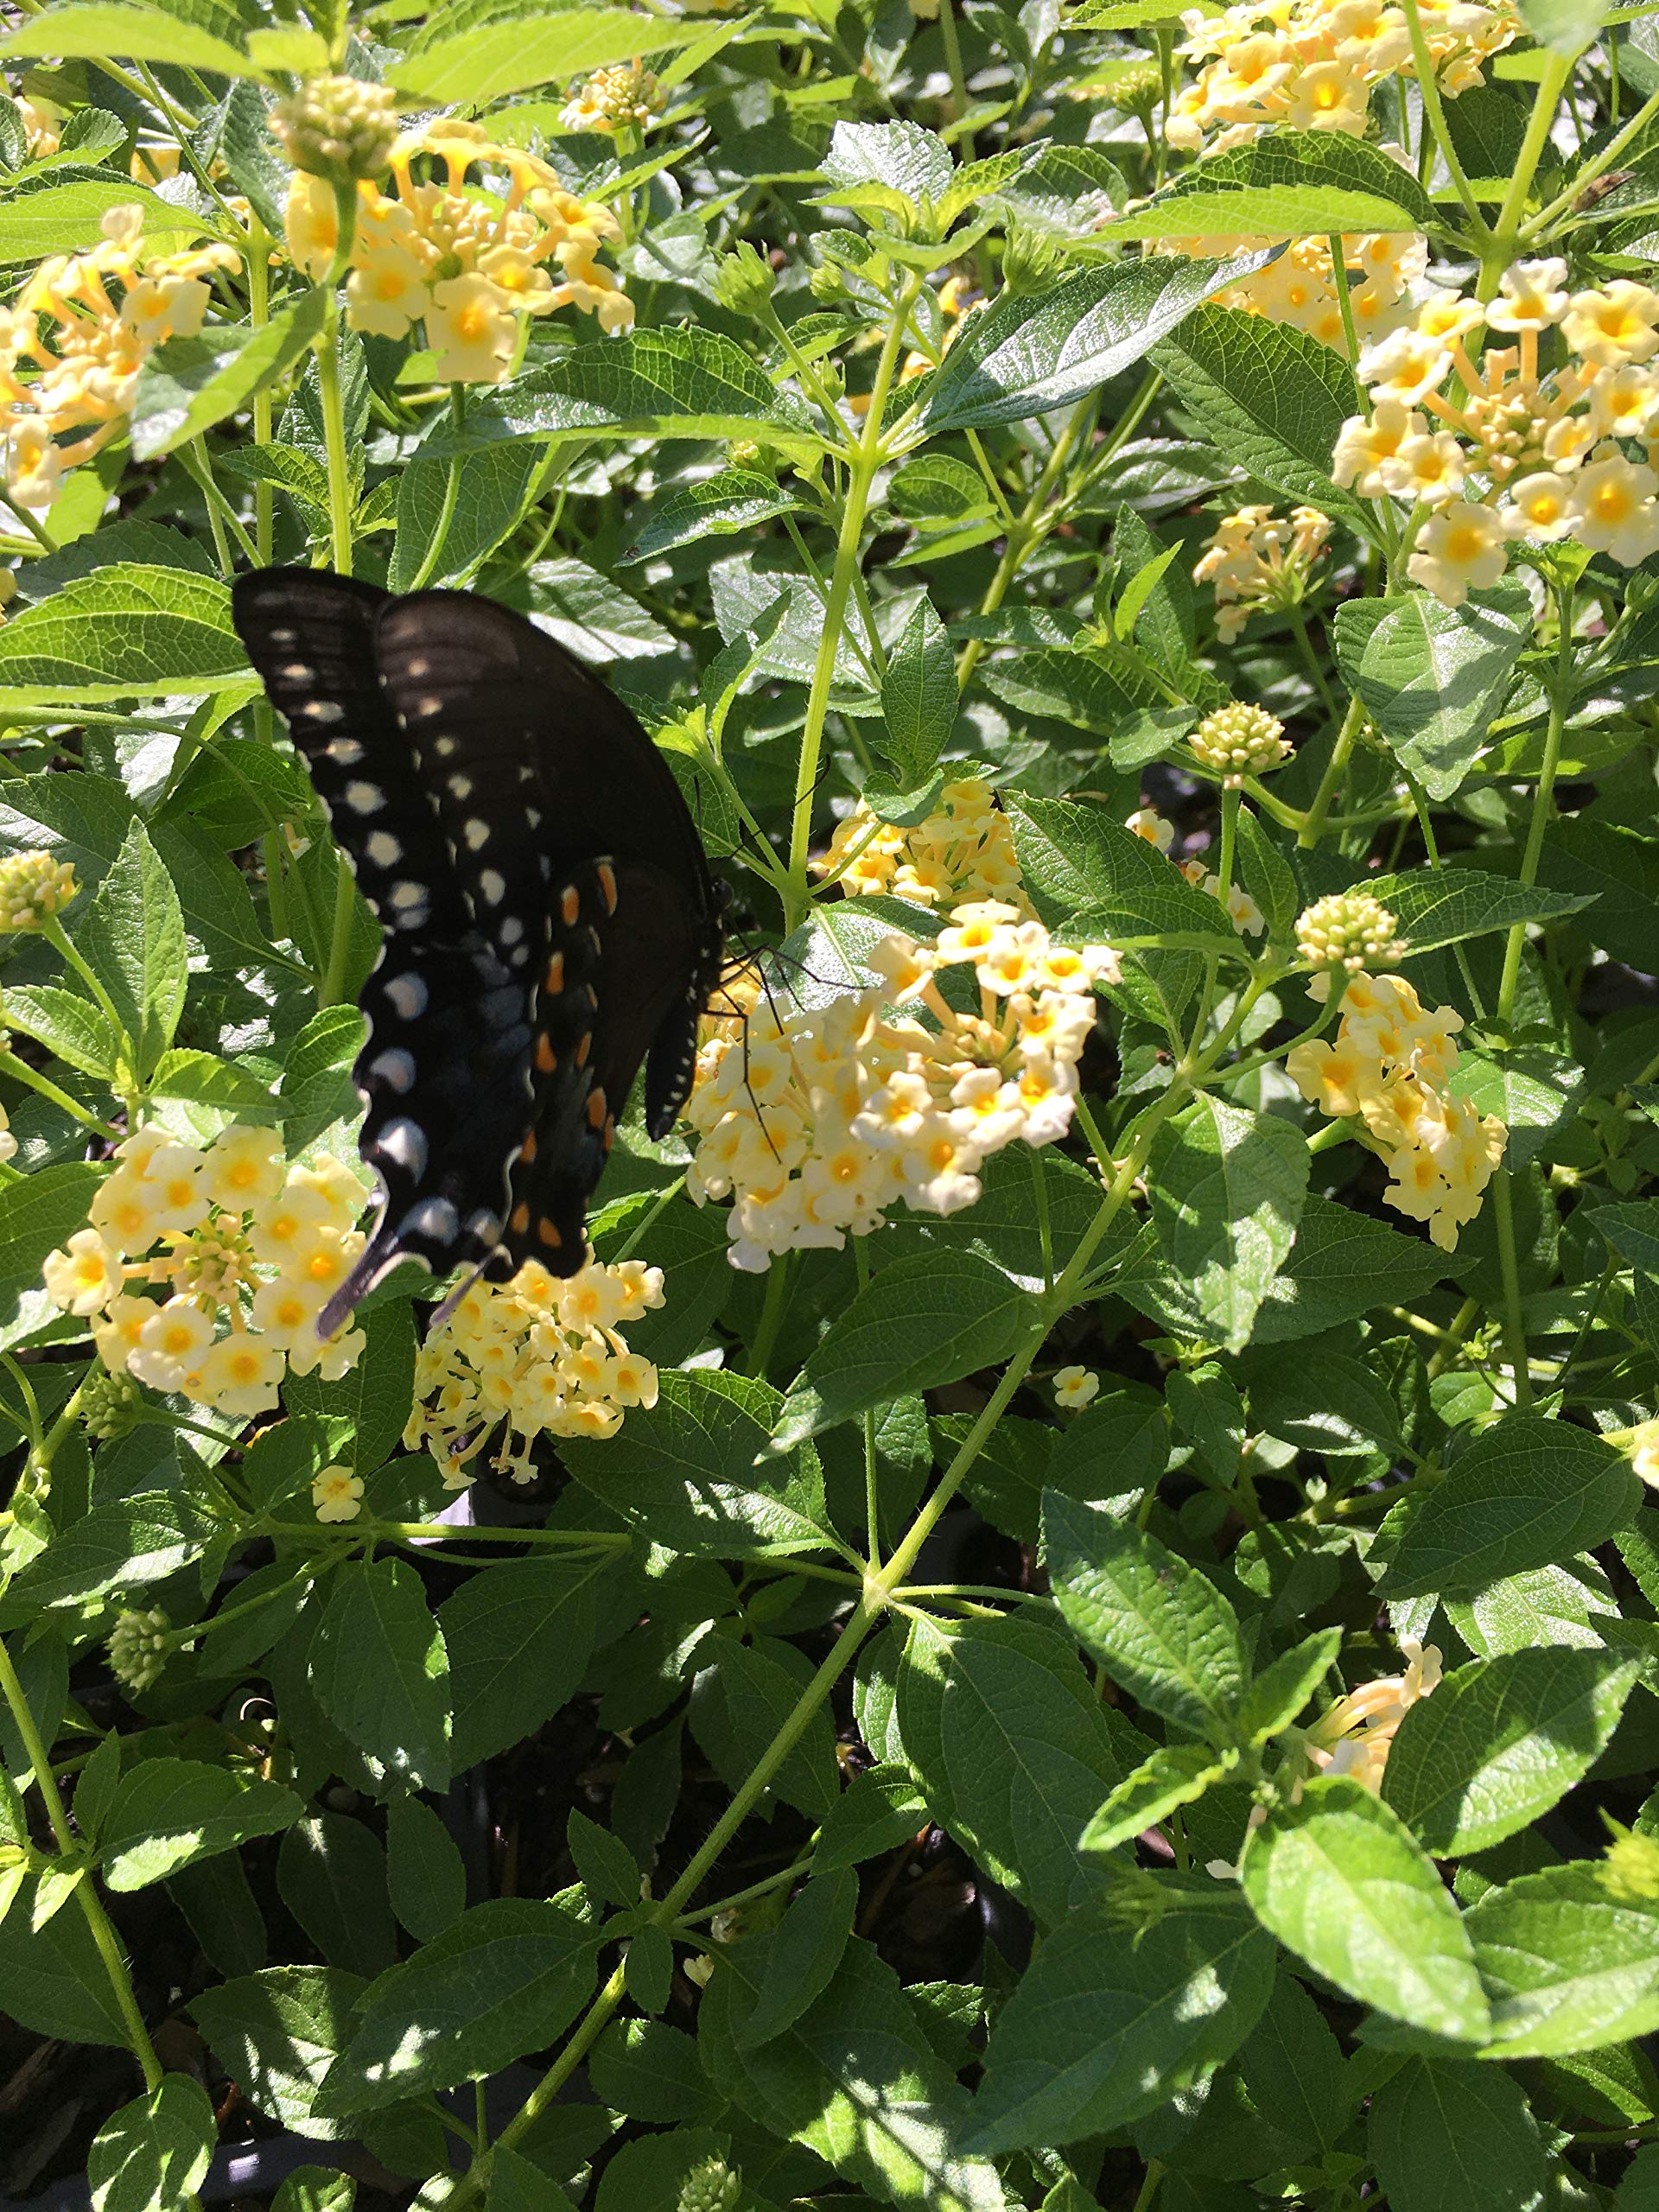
left=510, top=1201, right=531, bottom=1235
left=596, top=861, right=618, bottom=914
left=537, top=1215, right=563, bottom=1248
left=536, top=1033, right=557, bottom=1075
left=546, top=951, right=564, bottom=993
left=561, top=885, right=580, bottom=925
left=586, top=1086, right=607, bottom=1130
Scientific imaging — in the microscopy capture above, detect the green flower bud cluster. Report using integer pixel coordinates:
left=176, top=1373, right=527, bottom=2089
left=1295, top=890, right=1406, bottom=975
left=271, top=74, right=398, bottom=183
left=81, top=1367, right=143, bottom=1445
left=1109, top=60, right=1163, bottom=113
left=108, top=1607, right=170, bottom=1694
left=714, top=240, right=775, bottom=318
left=678, top=2157, right=742, bottom=2212
left=1188, top=702, right=1292, bottom=785
left=0, top=849, right=77, bottom=932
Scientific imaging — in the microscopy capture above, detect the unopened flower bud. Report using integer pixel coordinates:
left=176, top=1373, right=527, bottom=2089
left=270, top=74, right=398, bottom=182
left=714, top=240, right=775, bottom=318
left=564, top=60, right=664, bottom=131
left=678, top=2156, right=742, bottom=2212
left=80, top=1368, right=143, bottom=1445
left=1603, top=1821, right=1659, bottom=1904
left=1001, top=223, right=1065, bottom=299
left=0, top=849, right=76, bottom=931
left=108, top=1607, right=169, bottom=1694
left=1110, top=60, right=1163, bottom=114
left=807, top=261, right=843, bottom=303
left=1295, top=890, right=1406, bottom=975
left=1189, top=702, right=1292, bottom=785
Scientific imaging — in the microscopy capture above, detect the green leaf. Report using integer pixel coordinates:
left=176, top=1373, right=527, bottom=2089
left=99, top=1758, right=302, bottom=1891
left=1009, top=796, right=1241, bottom=950
left=701, top=1932, right=1007, bottom=2209
left=283, top=1300, right=415, bottom=1475
left=148, top=1048, right=277, bottom=1112
left=821, top=117, right=953, bottom=209
left=1044, top=1491, right=1248, bottom=1743
left=389, top=442, right=547, bottom=594
left=1147, top=1096, right=1308, bottom=1354
left=1153, top=306, right=1368, bottom=531
left=456, top=327, right=818, bottom=457
left=1363, top=865, right=1595, bottom=951
left=966, top=1879, right=1276, bottom=2152
left=877, top=598, right=956, bottom=788
left=1466, top=1860, right=1659, bottom=2055
left=1332, top=588, right=1533, bottom=801
left=1239, top=1776, right=1491, bottom=2042
left=1368, top=2058, right=1545, bottom=2212
left=87, top=2077, right=218, bottom=2212
left=0, top=566, right=245, bottom=701
left=898, top=1611, right=1134, bottom=1923
left=3, top=984, right=118, bottom=1082
left=0, top=1871, right=130, bottom=2044
left=772, top=1251, right=1030, bottom=1451
left=1516, top=0, right=1606, bottom=53
left=308, top=1558, right=451, bottom=1792
left=385, top=1796, right=467, bottom=1942
left=1236, top=1626, right=1344, bottom=1746
left=918, top=254, right=1270, bottom=435
left=316, top=1896, right=599, bottom=2114
left=1096, top=130, right=1435, bottom=239
left=0, top=180, right=207, bottom=264
left=1382, top=1649, right=1637, bottom=1856
left=439, top=1551, right=611, bottom=1770
left=14, top=1489, right=219, bottom=1609
left=276, top=1815, right=397, bottom=1982
left=567, top=1808, right=639, bottom=1912
left=0, top=1160, right=102, bottom=1347
left=814, top=1762, right=929, bottom=1875
left=735, top=1870, right=859, bottom=2049
left=1081, top=1742, right=1236, bottom=1855
left=588, top=2018, right=710, bottom=2121
left=563, top=1369, right=836, bottom=1557
left=620, top=468, right=809, bottom=563
left=1448, top=1048, right=1583, bottom=1172
left=191, top=1965, right=371, bottom=2138
left=391, top=9, right=723, bottom=103
left=0, top=3, right=261, bottom=79
left=1235, top=1972, right=1353, bottom=2156
left=130, top=290, right=327, bottom=461
left=78, top=819, right=187, bottom=1084
left=1378, top=1416, right=1639, bottom=1599
left=1234, top=806, right=1300, bottom=942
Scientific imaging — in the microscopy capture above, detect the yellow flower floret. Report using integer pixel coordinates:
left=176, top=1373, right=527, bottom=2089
left=312, top=1465, right=365, bottom=1522
left=812, top=777, right=1030, bottom=910
left=404, top=1253, right=664, bottom=1485
left=41, top=1125, right=368, bottom=1420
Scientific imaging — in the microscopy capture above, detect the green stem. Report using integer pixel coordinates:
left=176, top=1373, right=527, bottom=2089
left=1400, top=0, right=1488, bottom=237
left=1495, top=588, right=1574, bottom=1031
left=180, top=439, right=257, bottom=569
left=1482, top=53, right=1572, bottom=289
left=955, top=390, right=1098, bottom=691
left=747, top=1250, right=793, bottom=1382
left=1287, top=602, right=1338, bottom=720
left=1296, top=693, right=1365, bottom=850
left=247, top=221, right=276, bottom=567
left=937, top=0, right=974, bottom=153
left=0, top=1637, right=164, bottom=2092
left=1491, top=1170, right=1533, bottom=1409
left=408, top=388, right=468, bottom=591
left=1528, top=82, right=1659, bottom=237
left=785, top=276, right=923, bottom=926
left=318, top=853, right=358, bottom=1011
left=0, top=1049, right=117, bottom=1135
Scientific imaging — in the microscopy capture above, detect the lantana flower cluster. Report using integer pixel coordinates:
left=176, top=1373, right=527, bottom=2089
left=1306, top=1636, right=1443, bottom=1790
left=403, top=1255, right=664, bottom=1485
left=686, top=911, right=1118, bottom=1271
left=41, top=1125, right=367, bottom=1419
left=284, top=115, right=632, bottom=382
left=1166, top=229, right=1427, bottom=356
left=812, top=775, right=1029, bottom=910
left=1166, top=0, right=1518, bottom=153
left=561, top=64, right=665, bottom=132
left=1287, top=968, right=1506, bottom=1249
left=1335, top=260, right=1659, bottom=605
left=1194, top=503, right=1334, bottom=641
left=0, top=206, right=240, bottom=508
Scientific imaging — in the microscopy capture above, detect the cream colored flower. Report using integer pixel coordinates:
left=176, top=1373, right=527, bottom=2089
left=312, top=1465, right=365, bottom=1523
left=1406, top=500, right=1508, bottom=607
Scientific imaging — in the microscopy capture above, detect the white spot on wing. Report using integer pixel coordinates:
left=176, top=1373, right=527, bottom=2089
left=378, top=1117, right=429, bottom=1179
left=370, top=1047, right=416, bottom=1093
left=385, top=972, right=429, bottom=1019
left=344, top=781, right=383, bottom=815
left=406, top=1196, right=460, bottom=1244
left=480, top=868, right=506, bottom=907
left=449, top=773, right=474, bottom=799
left=302, top=701, right=345, bottom=724
left=463, top=818, right=490, bottom=852
left=365, top=830, right=403, bottom=868
left=326, top=738, right=365, bottom=764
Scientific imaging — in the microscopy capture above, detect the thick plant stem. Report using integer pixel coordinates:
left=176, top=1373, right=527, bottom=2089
left=1399, top=0, right=1487, bottom=236
left=316, top=292, right=355, bottom=578
left=0, top=1638, right=164, bottom=2093
left=1496, top=592, right=1574, bottom=1031
left=1297, top=693, right=1365, bottom=850
left=319, top=855, right=358, bottom=1009
left=1483, top=52, right=1572, bottom=289
left=784, top=276, right=922, bottom=928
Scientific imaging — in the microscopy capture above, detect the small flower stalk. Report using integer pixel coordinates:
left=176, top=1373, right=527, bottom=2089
left=404, top=1255, right=665, bottom=1486
left=41, top=1125, right=368, bottom=1420
left=686, top=910, right=1119, bottom=1271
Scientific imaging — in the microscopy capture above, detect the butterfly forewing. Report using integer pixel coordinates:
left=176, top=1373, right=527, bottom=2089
left=232, top=572, right=543, bottom=1326
left=233, top=569, right=724, bottom=1321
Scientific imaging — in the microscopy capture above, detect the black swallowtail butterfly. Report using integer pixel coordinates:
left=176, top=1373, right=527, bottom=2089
left=232, top=568, right=725, bottom=1335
